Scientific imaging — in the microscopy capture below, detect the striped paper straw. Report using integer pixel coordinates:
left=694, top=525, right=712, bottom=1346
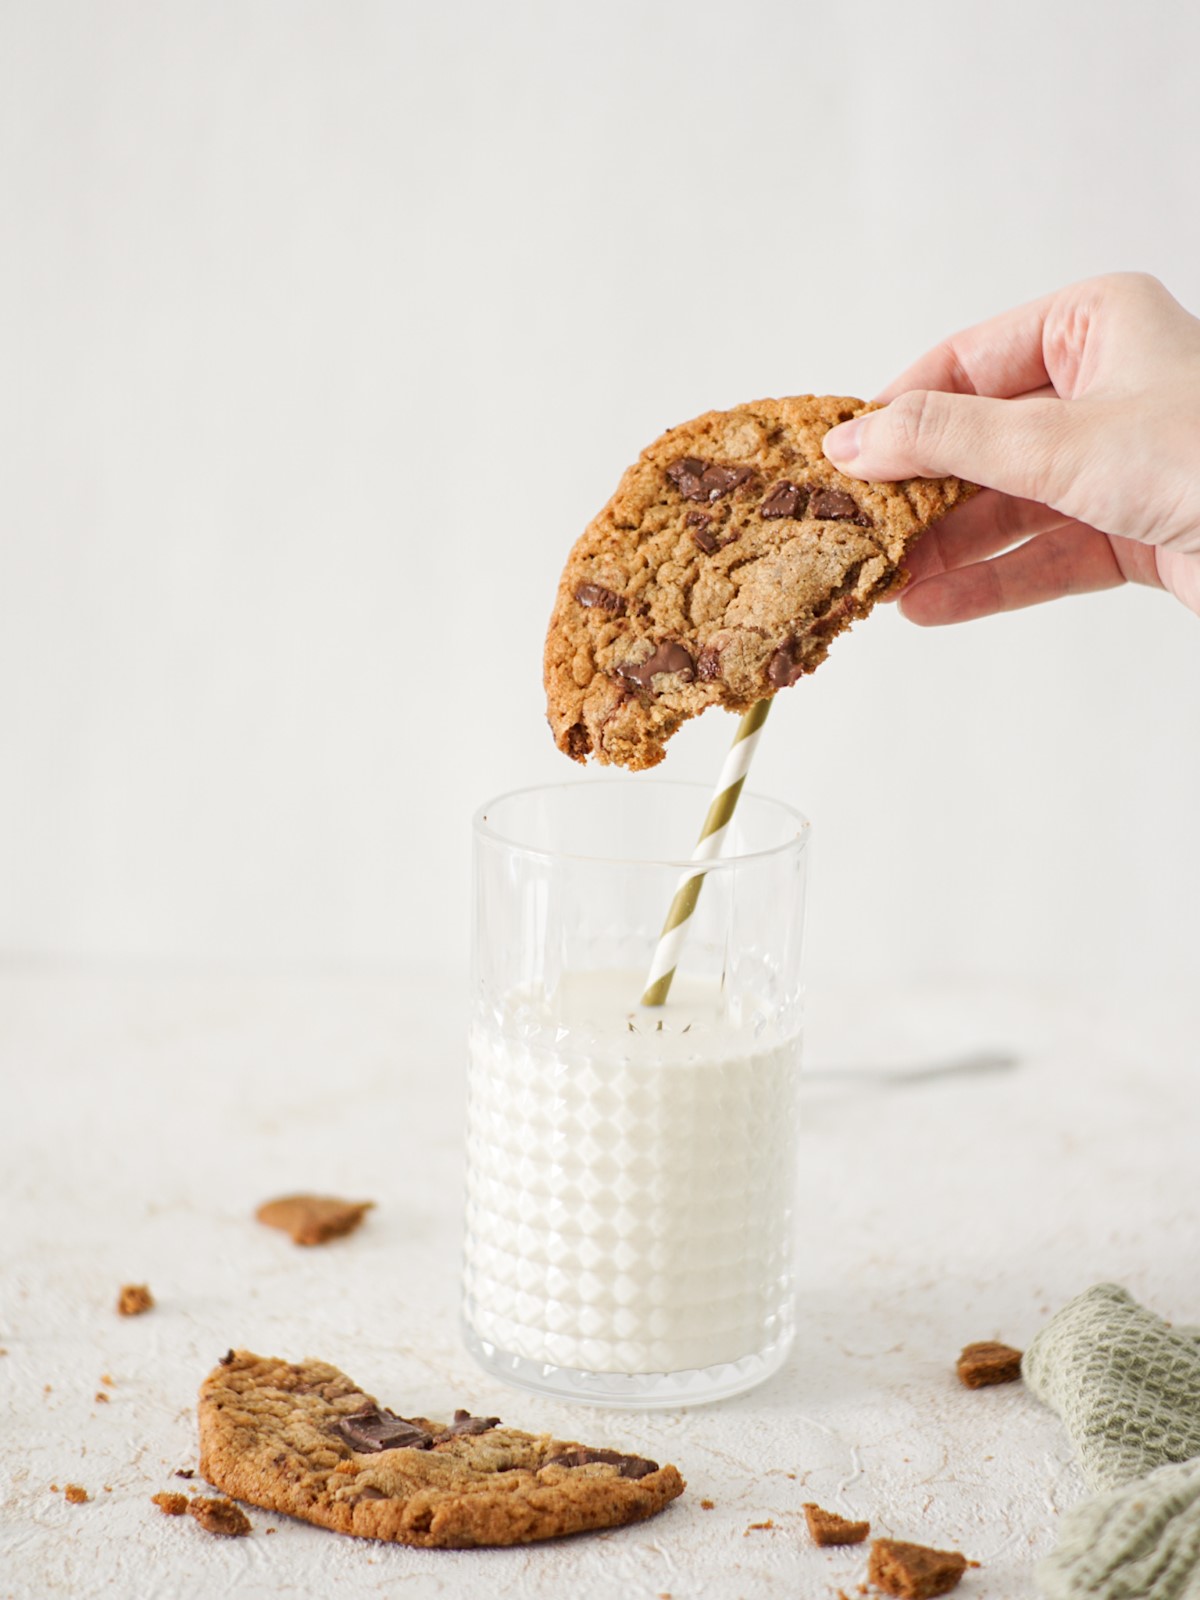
left=640, top=698, right=772, bottom=1007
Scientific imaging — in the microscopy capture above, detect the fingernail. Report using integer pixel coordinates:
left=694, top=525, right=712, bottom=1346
left=822, top=417, right=862, bottom=466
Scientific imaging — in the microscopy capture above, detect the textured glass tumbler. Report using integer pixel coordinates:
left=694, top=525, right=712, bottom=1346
left=461, top=780, right=809, bottom=1408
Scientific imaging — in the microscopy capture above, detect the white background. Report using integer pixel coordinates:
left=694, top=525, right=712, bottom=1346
left=2, top=0, right=1198, bottom=991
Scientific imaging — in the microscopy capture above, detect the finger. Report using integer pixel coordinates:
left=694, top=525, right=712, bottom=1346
left=824, top=391, right=1090, bottom=508
left=873, top=288, right=1060, bottom=402
left=897, top=524, right=1125, bottom=625
left=900, top=490, right=1073, bottom=586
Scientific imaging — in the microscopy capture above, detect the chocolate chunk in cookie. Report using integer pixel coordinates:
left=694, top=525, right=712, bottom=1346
left=665, top=458, right=753, bottom=502
left=615, top=641, right=695, bottom=690
left=337, top=1406, right=434, bottom=1453
left=760, top=480, right=808, bottom=519
left=198, top=1351, right=684, bottom=1548
left=545, top=395, right=975, bottom=769
left=574, top=582, right=627, bottom=616
left=810, top=486, right=872, bottom=525
left=543, top=1447, right=659, bottom=1481
left=435, top=1410, right=501, bottom=1440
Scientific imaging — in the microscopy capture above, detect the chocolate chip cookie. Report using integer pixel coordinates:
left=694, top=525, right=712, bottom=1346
left=197, top=1351, right=684, bottom=1548
left=544, top=395, right=975, bottom=769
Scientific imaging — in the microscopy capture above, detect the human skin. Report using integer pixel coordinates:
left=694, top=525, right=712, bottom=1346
left=821, top=273, right=1200, bottom=622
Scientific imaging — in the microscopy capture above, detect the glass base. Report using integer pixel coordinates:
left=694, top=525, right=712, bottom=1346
left=461, top=1318, right=793, bottom=1409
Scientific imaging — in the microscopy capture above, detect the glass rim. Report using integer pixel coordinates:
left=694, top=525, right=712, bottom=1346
left=472, top=778, right=811, bottom=871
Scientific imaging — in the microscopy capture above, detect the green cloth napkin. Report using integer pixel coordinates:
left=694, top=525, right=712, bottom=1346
left=1023, top=1284, right=1200, bottom=1600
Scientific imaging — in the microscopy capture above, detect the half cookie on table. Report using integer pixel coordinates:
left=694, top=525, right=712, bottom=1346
left=197, top=1351, right=684, bottom=1548
left=544, top=394, right=975, bottom=770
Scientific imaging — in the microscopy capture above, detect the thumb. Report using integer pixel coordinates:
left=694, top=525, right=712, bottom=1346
left=823, top=391, right=1090, bottom=507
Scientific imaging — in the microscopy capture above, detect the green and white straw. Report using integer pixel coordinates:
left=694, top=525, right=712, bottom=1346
left=641, top=699, right=772, bottom=1007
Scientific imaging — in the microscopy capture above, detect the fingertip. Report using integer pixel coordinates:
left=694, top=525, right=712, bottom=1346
left=821, top=417, right=862, bottom=473
left=897, top=578, right=955, bottom=627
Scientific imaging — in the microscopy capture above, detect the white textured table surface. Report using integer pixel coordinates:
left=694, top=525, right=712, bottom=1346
left=2, top=965, right=1197, bottom=1600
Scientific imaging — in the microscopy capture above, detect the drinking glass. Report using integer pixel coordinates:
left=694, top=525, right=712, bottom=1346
left=462, top=779, right=809, bottom=1406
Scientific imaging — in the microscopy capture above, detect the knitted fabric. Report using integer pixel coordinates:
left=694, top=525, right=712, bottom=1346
left=1024, top=1284, right=1200, bottom=1600
left=1038, top=1460, right=1200, bottom=1600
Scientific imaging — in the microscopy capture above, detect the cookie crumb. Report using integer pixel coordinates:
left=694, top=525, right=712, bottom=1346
left=64, top=1484, right=89, bottom=1504
left=174, top=1469, right=195, bottom=1479
left=255, top=1194, right=374, bottom=1246
left=49, top=1483, right=59, bottom=1493
left=100, top=1374, right=114, bottom=1387
left=94, top=1391, right=109, bottom=1403
left=117, top=1284, right=154, bottom=1317
left=868, top=1538, right=968, bottom=1598
left=187, top=1495, right=251, bottom=1537
left=744, top=1519, right=775, bottom=1534
left=265, top=1526, right=276, bottom=1534
left=700, top=1498, right=715, bottom=1510
left=956, top=1340, right=1022, bottom=1388
left=152, top=1492, right=189, bottom=1516
left=804, top=1502, right=870, bottom=1546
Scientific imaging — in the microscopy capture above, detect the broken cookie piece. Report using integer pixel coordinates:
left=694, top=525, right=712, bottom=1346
left=255, top=1194, right=374, bottom=1246
left=868, top=1538, right=969, bottom=1598
left=803, top=1501, right=870, bottom=1545
left=956, top=1340, right=1023, bottom=1389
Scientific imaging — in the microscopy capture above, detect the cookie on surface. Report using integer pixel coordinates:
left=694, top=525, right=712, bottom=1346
left=544, top=395, right=975, bottom=769
left=197, top=1351, right=684, bottom=1548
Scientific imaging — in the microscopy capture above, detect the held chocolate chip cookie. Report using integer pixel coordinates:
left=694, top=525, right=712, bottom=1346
left=197, top=1351, right=684, bottom=1548
left=544, top=395, right=975, bottom=769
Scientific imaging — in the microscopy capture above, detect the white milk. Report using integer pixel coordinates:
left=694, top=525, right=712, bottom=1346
left=462, top=970, right=801, bottom=1376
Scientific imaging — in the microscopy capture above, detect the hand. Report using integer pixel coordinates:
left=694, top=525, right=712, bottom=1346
left=821, top=273, right=1200, bottom=622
